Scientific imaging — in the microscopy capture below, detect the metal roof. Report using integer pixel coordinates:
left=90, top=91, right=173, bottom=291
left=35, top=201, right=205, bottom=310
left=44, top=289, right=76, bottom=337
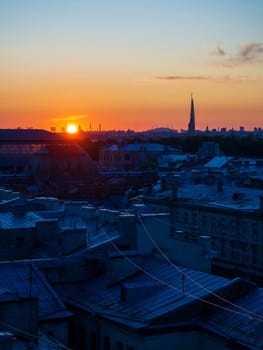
left=207, top=288, right=263, bottom=347
left=0, top=262, right=70, bottom=320
left=0, top=212, right=35, bottom=229
left=145, top=182, right=263, bottom=210
left=60, top=256, right=234, bottom=325
left=204, top=156, right=233, bottom=169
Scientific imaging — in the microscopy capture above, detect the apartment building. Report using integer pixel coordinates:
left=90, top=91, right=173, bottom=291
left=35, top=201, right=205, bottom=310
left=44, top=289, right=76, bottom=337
left=142, top=175, right=263, bottom=283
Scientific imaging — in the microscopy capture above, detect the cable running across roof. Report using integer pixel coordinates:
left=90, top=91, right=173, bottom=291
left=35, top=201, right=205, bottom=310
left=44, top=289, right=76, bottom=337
left=137, top=213, right=263, bottom=322
left=100, top=223, right=263, bottom=322
left=0, top=319, right=73, bottom=350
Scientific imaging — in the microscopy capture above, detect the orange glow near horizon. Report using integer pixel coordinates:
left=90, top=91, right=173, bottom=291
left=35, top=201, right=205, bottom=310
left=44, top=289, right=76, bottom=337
left=1, top=1, right=263, bottom=132
left=1, top=74, right=262, bottom=132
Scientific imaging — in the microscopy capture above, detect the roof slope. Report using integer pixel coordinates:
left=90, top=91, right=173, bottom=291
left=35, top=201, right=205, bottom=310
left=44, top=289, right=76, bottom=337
left=58, top=256, right=247, bottom=327
left=0, top=262, right=70, bottom=320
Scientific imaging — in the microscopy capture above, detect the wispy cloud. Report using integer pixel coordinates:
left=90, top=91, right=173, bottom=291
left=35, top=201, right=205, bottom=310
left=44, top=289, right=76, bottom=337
left=153, top=75, right=255, bottom=83
left=51, top=115, right=88, bottom=122
left=211, top=42, right=263, bottom=67
left=238, top=42, right=263, bottom=62
left=155, top=76, right=210, bottom=81
left=211, top=44, right=226, bottom=57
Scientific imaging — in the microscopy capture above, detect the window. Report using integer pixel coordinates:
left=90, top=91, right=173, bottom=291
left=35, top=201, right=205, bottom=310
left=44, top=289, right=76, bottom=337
left=184, top=212, right=189, bottom=225
left=218, top=218, right=226, bottom=235
left=220, top=240, right=226, bottom=257
left=240, top=221, right=248, bottom=241
left=79, top=326, right=86, bottom=350
left=230, top=241, right=237, bottom=260
left=228, top=220, right=235, bottom=236
left=211, top=217, right=216, bottom=233
left=175, top=211, right=179, bottom=223
left=192, top=212, right=198, bottom=226
left=91, top=331, right=96, bottom=350
left=201, top=215, right=207, bottom=228
left=252, top=245, right=258, bottom=266
left=252, top=222, right=259, bottom=241
left=116, top=341, right=124, bottom=350
left=16, top=236, right=25, bottom=247
left=103, top=336, right=110, bottom=350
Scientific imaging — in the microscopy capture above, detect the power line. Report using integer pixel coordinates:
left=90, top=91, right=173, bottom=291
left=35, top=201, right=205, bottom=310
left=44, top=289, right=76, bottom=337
left=136, top=213, right=263, bottom=322
left=99, top=223, right=263, bottom=322
left=0, top=312, right=73, bottom=350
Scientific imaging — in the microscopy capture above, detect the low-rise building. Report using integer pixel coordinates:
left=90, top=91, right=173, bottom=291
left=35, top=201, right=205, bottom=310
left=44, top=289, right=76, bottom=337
left=0, top=261, right=72, bottom=349
left=49, top=252, right=263, bottom=350
left=141, top=174, right=263, bottom=284
left=99, top=143, right=177, bottom=171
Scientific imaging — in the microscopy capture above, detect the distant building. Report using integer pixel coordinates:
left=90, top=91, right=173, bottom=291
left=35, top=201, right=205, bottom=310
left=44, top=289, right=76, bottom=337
left=99, top=143, right=177, bottom=171
left=188, top=94, right=195, bottom=133
left=0, top=128, right=86, bottom=190
left=26, top=144, right=97, bottom=182
left=0, top=129, right=64, bottom=174
left=198, top=142, right=222, bottom=159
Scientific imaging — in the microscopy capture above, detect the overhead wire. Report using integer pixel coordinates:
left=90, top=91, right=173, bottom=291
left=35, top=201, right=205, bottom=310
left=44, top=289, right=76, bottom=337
left=99, top=222, right=263, bottom=322
left=136, top=212, right=263, bottom=322
left=0, top=319, right=73, bottom=350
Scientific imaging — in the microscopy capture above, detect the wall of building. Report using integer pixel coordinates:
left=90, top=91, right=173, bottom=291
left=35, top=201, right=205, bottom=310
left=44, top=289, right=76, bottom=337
left=40, top=319, right=69, bottom=347
left=136, top=213, right=212, bottom=272
left=144, top=197, right=263, bottom=283
left=68, top=310, right=230, bottom=350
left=0, top=298, right=38, bottom=337
left=60, top=228, right=87, bottom=255
left=0, top=226, right=36, bottom=260
left=136, top=213, right=170, bottom=255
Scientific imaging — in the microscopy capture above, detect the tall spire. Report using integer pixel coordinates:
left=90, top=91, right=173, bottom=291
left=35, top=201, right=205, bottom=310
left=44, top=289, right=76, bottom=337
left=188, top=92, right=195, bottom=133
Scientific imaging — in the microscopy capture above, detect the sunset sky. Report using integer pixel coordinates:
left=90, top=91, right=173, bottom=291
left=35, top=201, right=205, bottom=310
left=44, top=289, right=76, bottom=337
left=1, top=0, right=262, bottom=132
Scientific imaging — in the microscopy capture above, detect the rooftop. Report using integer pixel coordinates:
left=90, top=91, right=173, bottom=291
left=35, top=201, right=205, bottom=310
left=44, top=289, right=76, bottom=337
left=145, top=182, right=263, bottom=211
left=102, top=143, right=175, bottom=152
left=56, top=255, right=242, bottom=327
left=0, top=212, right=35, bottom=229
left=0, top=261, right=70, bottom=320
left=204, top=156, right=233, bottom=169
left=207, top=288, right=263, bottom=346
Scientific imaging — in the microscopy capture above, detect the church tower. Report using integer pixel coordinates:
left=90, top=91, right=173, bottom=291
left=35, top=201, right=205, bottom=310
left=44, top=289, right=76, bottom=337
left=188, top=93, right=195, bottom=133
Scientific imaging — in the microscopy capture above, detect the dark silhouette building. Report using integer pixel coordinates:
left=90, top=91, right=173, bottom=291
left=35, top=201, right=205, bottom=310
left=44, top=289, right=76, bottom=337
left=188, top=93, right=195, bottom=133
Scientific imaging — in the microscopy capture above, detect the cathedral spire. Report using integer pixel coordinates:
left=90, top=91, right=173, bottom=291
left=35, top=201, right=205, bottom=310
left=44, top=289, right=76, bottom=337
left=188, top=93, right=195, bottom=133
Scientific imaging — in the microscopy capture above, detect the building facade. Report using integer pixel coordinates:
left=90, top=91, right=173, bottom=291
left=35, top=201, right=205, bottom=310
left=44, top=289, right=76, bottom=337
left=142, top=180, right=263, bottom=284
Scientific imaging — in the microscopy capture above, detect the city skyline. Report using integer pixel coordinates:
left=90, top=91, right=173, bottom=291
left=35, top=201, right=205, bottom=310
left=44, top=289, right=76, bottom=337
left=1, top=0, right=263, bottom=131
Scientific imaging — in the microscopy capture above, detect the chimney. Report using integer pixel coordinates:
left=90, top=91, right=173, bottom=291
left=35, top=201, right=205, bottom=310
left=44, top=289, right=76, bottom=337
left=160, top=175, right=169, bottom=191
left=166, top=174, right=180, bottom=200
left=260, top=195, right=263, bottom=211
left=107, top=251, right=143, bottom=286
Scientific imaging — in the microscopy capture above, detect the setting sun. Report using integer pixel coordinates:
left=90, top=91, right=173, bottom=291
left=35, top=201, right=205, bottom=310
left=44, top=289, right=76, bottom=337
left=66, top=124, right=78, bottom=134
